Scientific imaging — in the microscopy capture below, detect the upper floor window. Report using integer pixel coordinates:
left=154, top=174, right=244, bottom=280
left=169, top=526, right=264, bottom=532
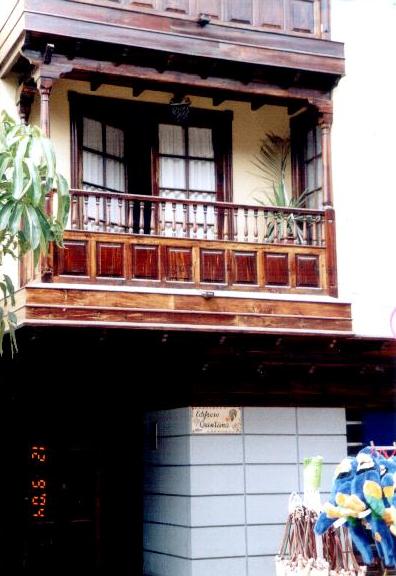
left=82, top=118, right=126, bottom=194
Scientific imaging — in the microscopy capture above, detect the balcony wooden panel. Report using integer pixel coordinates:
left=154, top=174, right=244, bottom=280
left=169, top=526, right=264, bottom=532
left=132, top=245, right=159, bottom=279
left=15, top=284, right=352, bottom=335
left=57, top=240, right=88, bottom=276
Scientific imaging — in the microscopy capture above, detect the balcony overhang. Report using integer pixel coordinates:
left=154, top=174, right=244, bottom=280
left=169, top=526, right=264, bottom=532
left=1, top=0, right=344, bottom=99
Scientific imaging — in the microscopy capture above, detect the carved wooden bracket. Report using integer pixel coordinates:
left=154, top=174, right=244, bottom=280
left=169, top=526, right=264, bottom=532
left=307, top=97, right=333, bottom=126
left=16, top=81, right=36, bottom=124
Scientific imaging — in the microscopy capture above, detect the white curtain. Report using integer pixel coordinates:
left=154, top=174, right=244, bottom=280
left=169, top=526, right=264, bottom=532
left=159, top=124, right=216, bottom=238
left=82, top=118, right=126, bottom=231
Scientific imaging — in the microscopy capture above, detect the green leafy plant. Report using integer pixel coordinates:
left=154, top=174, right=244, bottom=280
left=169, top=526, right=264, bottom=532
left=0, top=111, right=70, bottom=354
left=253, top=132, right=307, bottom=242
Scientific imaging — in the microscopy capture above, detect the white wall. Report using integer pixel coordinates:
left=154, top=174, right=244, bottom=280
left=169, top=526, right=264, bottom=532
left=332, top=0, right=396, bottom=337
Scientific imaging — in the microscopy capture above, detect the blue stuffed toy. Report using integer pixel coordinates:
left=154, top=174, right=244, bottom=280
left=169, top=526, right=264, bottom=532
left=314, top=456, right=375, bottom=565
left=345, top=450, right=396, bottom=568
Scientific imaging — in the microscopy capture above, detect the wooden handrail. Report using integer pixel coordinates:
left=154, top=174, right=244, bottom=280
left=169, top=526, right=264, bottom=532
left=69, top=188, right=326, bottom=247
left=69, top=189, right=325, bottom=217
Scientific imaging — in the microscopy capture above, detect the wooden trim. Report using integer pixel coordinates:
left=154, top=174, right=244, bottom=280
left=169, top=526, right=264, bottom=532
left=19, top=283, right=352, bottom=335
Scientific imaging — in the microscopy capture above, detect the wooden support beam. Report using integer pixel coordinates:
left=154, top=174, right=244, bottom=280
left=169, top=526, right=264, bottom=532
left=132, top=83, right=145, bottom=98
left=212, top=96, right=225, bottom=107
left=22, top=51, right=330, bottom=107
left=90, top=77, right=102, bottom=92
left=43, top=43, right=54, bottom=65
left=250, top=98, right=266, bottom=111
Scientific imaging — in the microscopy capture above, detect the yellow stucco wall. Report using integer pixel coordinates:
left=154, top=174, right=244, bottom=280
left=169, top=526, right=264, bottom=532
left=29, top=80, right=290, bottom=206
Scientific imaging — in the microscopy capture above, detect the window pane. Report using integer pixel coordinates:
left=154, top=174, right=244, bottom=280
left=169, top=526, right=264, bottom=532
left=159, top=124, right=185, bottom=155
left=306, top=129, right=314, bottom=160
left=83, top=118, right=103, bottom=151
left=160, top=157, right=186, bottom=189
left=316, top=126, right=322, bottom=154
left=189, top=160, right=215, bottom=191
left=106, top=126, right=124, bottom=158
left=83, top=151, right=103, bottom=187
left=306, top=160, right=315, bottom=191
left=106, top=159, right=125, bottom=192
left=316, top=156, right=323, bottom=188
left=188, top=127, right=214, bottom=158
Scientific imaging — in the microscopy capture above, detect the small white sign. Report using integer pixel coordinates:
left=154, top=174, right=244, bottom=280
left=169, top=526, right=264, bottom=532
left=191, top=407, right=242, bottom=434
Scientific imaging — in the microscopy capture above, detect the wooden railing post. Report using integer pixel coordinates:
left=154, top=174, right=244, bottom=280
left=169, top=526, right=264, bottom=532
left=319, top=104, right=338, bottom=297
left=324, top=207, right=338, bottom=297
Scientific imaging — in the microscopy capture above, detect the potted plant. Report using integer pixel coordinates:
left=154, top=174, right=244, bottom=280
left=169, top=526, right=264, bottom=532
left=253, top=132, right=309, bottom=244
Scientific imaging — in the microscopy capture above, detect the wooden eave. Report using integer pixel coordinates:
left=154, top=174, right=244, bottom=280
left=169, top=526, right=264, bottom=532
left=2, top=324, right=395, bottom=410
left=1, top=0, right=344, bottom=91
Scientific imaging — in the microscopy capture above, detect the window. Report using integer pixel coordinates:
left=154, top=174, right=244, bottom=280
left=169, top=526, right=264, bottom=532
left=82, top=118, right=126, bottom=193
left=70, top=93, right=232, bottom=235
left=291, top=111, right=323, bottom=209
left=158, top=124, right=217, bottom=237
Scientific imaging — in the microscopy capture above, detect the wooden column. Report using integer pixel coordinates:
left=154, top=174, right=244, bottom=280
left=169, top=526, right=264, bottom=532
left=37, top=77, right=53, bottom=137
left=319, top=109, right=333, bottom=208
left=37, top=76, right=55, bottom=281
left=319, top=107, right=338, bottom=297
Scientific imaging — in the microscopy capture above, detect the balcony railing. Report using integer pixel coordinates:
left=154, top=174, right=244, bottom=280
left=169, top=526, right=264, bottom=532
left=50, top=188, right=336, bottom=296
left=70, top=189, right=326, bottom=247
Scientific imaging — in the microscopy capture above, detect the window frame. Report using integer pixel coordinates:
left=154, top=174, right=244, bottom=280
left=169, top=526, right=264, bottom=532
left=290, top=109, right=323, bottom=209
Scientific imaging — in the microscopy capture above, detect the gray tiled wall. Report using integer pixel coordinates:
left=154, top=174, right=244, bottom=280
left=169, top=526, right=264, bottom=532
left=143, top=407, right=346, bottom=576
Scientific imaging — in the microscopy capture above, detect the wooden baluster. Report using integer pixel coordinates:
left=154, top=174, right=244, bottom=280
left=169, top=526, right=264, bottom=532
left=203, top=204, right=208, bottom=239
left=282, top=213, right=287, bottom=243
left=95, top=196, right=100, bottom=231
left=273, top=216, right=278, bottom=243
left=150, top=203, right=155, bottom=236
left=302, top=216, right=308, bottom=245
left=161, top=202, right=166, bottom=235
left=292, top=215, right=297, bottom=245
left=139, top=201, right=145, bottom=234
left=183, top=204, right=188, bottom=237
left=82, top=196, right=88, bottom=230
left=233, top=207, right=238, bottom=241
left=244, top=208, right=248, bottom=242
left=171, top=202, right=177, bottom=237
left=321, top=215, right=326, bottom=246
left=193, top=204, right=198, bottom=238
left=254, top=209, right=258, bottom=243
left=263, top=211, right=268, bottom=242
left=118, top=197, right=123, bottom=231
left=106, top=197, right=112, bottom=231
left=214, top=206, right=218, bottom=240
left=71, top=195, right=78, bottom=229
left=312, top=216, right=317, bottom=246
left=224, top=208, right=229, bottom=241
left=128, top=201, right=134, bottom=233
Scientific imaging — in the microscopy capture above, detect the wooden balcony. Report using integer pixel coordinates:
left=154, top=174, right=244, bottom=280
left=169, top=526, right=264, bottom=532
left=55, top=189, right=333, bottom=293
left=9, top=188, right=351, bottom=336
